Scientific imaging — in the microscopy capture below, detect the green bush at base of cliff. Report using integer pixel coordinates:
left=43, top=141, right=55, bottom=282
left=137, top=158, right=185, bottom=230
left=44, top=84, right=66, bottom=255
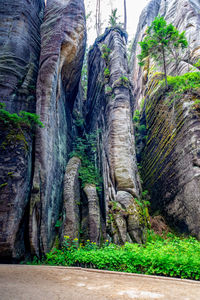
left=29, top=232, right=200, bottom=281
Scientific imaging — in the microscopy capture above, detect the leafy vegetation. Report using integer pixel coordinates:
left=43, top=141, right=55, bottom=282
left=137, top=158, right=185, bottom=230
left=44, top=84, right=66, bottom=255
left=165, top=72, right=200, bottom=93
left=108, top=9, right=122, bottom=28
left=101, top=44, right=111, bottom=60
left=30, top=232, right=200, bottom=280
left=133, top=110, right=140, bottom=123
left=120, top=75, right=129, bottom=85
left=104, top=67, right=110, bottom=78
left=194, top=59, right=200, bottom=69
left=0, top=102, right=44, bottom=129
left=70, top=132, right=102, bottom=190
left=138, top=16, right=188, bottom=88
left=105, top=86, right=112, bottom=94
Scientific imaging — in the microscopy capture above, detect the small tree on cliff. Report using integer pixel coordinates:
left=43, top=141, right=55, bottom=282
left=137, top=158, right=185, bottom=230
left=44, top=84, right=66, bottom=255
left=138, top=16, right=188, bottom=89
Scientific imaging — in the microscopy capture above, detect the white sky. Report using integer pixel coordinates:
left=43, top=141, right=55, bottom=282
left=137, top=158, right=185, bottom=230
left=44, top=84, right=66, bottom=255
left=85, top=0, right=150, bottom=45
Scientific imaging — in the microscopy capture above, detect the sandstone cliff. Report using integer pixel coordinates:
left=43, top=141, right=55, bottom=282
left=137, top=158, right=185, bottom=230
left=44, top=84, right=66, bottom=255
left=131, top=0, right=200, bottom=238
left=84, top=28, right=148, bottom=244
left=1, top=0, right=200, bottom=262
left=0, top=0, right=44, bottom=260
left=29, top=0, right=86, bottom=256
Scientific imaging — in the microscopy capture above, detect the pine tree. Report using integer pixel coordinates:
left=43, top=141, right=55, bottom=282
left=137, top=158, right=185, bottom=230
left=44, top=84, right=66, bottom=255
left=138, top=16, right=188, bottom=88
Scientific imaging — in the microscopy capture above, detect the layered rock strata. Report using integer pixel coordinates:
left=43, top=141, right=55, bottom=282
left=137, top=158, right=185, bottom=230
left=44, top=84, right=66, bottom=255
left=131, top=0, right=200, bottom=239
left=86, top=28, right=147, bottom=244
left=140, top=76, right=200, bottom=238
left=0, top=0, right=44, bottom=260
left=29, top=0, right=86, bottom=256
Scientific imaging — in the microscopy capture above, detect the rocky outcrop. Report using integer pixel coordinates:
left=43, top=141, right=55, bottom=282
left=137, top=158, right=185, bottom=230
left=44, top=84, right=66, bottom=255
left=140, top=76, right=200, bottom=238
left=83, top=184, right=101, bottom=243
left=86, top=28, right=147, bottom=244
left=0, top=0, right=44, bottom=260
left=29, top=0, right=86, bottom=256
left=130, top=0, right=200, bottom=239
left=63, top=157, right=81, bottom=240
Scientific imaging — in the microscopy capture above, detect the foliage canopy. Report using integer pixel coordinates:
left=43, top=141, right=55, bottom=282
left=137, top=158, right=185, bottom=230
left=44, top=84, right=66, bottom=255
left=138, top=16, right=188, bottom=88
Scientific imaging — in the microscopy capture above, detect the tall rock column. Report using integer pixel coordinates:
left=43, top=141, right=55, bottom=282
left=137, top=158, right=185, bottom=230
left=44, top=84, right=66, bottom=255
left=29, top=0, right=86, bottom=256
left=63, top=157, right=81, bottom=241
left=0, top=0, right=44, bottom=260
left=86, top=28, right=147, bottom=244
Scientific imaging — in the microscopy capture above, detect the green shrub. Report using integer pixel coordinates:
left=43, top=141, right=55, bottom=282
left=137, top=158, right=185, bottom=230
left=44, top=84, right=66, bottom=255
left=104, top=67, right=110, bottom=78
left=105, top=86, right=112, bottom=94
left=194, top=59, right=200, bottom=68
left=101, top=44, right=111, bottom=61
left=43, top=232, right=200, bottom=280
left=70, top=132, right=102, bottom=191
left=0, top=102, right=44, bottom=129
left=165, top=72, right=200, bottom=93
left=133, top=110, right=140, bottom=123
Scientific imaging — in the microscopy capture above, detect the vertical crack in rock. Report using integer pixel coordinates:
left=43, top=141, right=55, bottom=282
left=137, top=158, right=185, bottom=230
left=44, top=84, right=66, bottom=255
left=0, top=0, right=44, bottom=261
left=29, top=0, right=86, bottom=256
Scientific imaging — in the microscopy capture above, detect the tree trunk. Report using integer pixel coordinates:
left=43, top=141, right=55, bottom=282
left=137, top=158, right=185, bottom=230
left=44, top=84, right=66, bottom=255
left=162, top=45, right=168, bottom=89
left=124, top=0, right=127, bottom=31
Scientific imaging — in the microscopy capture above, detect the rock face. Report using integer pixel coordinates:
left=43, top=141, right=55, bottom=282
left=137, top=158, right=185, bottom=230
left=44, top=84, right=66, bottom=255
left=29, top=0, right=86, bottom=256
left=140, top=76, right=200, bottom=239
left=131, top=0, right=200, bottom=238
left=83, top=184, right=101, bottom=243
left=86, top=28, right=147, bottom=244
left=3, top=0, right=200, bottom=262
left=63, top=157, right=81, bottom=241
left=0, top=0, right=44, bottom=260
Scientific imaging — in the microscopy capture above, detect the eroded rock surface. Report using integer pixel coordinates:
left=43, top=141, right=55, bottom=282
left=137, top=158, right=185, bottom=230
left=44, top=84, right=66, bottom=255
left=141, top=78, right=200, bottom=238
left=63, top=157, right=81, bottom=240
left=130, top=0, right=200, bottom=239
left=0, top=0, right=44, bottom=260
left=86, top=28, right=146, bottom=243
left=83, top=184, right=101, bottom=243
left=29, top=0, right=86, bottom=256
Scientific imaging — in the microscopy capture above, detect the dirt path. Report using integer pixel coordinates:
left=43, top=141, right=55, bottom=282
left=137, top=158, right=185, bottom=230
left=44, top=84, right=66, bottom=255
left=0, top=265, right=200, bottom=300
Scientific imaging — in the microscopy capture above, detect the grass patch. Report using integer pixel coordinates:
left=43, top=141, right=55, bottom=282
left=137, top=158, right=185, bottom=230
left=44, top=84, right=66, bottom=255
left=29, top=232, right=200, bottom=281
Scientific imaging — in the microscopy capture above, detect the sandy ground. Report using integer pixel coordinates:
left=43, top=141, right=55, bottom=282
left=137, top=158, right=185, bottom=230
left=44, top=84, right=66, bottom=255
left=0, top=265, right=200, bottom=300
